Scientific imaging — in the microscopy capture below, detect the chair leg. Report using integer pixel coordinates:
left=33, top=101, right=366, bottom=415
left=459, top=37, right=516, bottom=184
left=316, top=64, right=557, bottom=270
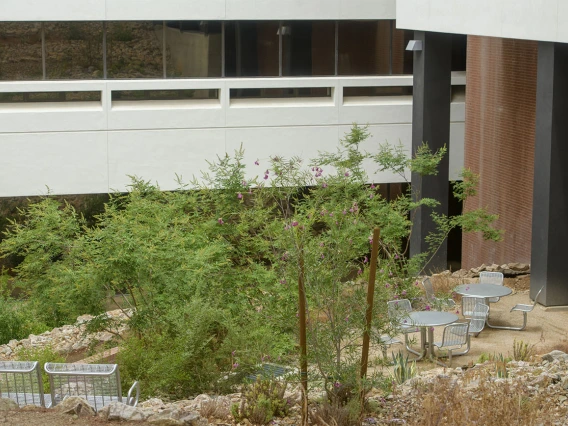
left=487, top=311, right=528, bottom=331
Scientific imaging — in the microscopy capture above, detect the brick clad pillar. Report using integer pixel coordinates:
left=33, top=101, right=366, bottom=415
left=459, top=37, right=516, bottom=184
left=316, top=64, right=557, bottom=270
left=462, top=36, right=537, bottom=269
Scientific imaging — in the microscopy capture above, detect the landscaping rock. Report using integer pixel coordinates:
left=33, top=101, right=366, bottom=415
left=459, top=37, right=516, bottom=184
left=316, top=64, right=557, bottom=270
left=53, top=396, right=95, bottom=417
left=0, top=398, right=19, bottom=410
left=101, top=401, right=150, bottom=421
left=542, top=350, right=568, bottom=363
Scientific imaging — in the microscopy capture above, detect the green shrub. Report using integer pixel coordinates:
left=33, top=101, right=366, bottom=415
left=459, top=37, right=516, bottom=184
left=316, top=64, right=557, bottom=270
left=14, top=345, right=65, bottom=393
left=231, top=377, right=289, bottom=425
left=0, top=298, right=48, bottom=344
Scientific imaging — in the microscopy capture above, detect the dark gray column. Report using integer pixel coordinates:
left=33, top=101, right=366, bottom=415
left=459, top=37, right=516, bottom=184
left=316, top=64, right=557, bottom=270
left=410, top=31, right=452, bottom=273
left=531, top=41, right=568, bottom=306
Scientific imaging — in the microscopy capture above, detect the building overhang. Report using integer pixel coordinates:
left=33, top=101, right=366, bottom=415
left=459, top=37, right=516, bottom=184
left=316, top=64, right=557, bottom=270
left=396, top=0, right=568, bottom=44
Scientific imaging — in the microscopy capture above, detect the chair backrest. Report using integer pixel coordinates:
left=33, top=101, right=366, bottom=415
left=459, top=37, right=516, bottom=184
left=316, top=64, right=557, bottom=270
left=462, top=296, right=485, bottom=317
left=422, top=278, right=435, bottom=302
left=530, top=285, right=545, bottom=309
left=45, top=363, right=123, bottom=412
left=479, top=271, right=504, bottom=285
left=387, top=299, right=412, bottom=320
left=469, top=303, right=489, bottom=334
left=440, top=322, right=469, bottom=347
left=0, top=361, right=46, bottom=407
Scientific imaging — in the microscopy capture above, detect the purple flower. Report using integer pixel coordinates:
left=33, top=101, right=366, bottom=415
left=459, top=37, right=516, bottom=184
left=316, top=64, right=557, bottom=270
left=334, top=381, right=341, bottom=388
left=241, top=180, right=247, bottom=186
left=319, top=242, right=325, bottom=247
left=414, top=280, right=420, bottom=286
left=394, top=254, right=399, bottom=260
left=402, top=290, right=407, bottom=296
left=292, top=221, right=299, bottom=227
left=329, top=212, right=334, bottom=217
left=344, top=171, right=350, bottom=177
left=363, top=256, right=368, bottom=264
left=430, top=327, right=434, bottom=331
left=425, top=305, right=431, bottom=311
left=456, top=310, right=460, bottom=314
left=217, top=218, right=224, bottom=225
left=342, top=210, right=347, bottom=215
left=264, top=174, right=269, bottom=180
left=357, top=269, right=362, bottom=275
left=345, top=316, right=349, bottom=321
left=233, top=363, right=239, bottom=368
left=320, top=254, right=325, bottom=259
left=255, top=159, right=259, bottom=165
left=385, top=284, right=390, bottom=288
left=466, top=286, right=470, bottom=291
left=369, top=194, right=374, bottom=199
left=280, top=279, right=286, bottom=285
left=322, top=182, right=328, bottom=188
left=370, top=184, right=376, bottom=189
left=368, top=237, right=373, bottom=245
left=237, top=192, right=243, bottom=199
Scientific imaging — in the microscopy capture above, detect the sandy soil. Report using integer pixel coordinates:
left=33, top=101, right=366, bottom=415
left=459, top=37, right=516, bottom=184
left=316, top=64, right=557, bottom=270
left=0, top=408, right=153, bottom=425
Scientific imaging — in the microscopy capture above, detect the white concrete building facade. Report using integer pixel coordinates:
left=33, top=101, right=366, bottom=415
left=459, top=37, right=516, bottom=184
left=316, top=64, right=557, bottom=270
left=0, top=0, right=466, bottom=196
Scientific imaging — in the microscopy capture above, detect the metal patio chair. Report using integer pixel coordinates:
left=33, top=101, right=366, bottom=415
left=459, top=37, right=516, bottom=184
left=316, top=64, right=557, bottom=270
left=0, top=361, right=50, bottom=407
left=45, top=363, right=139, bottom=412
left=479, top=271, right=504, bottom=303
left=505, top=286, right=545, bottom=331
left=422, top=277, right=456, bottom=310
left=387, top=299, right=420, bottom=355
left=462, top=296, right=486, bottom=318
left=432, top=322, right=469, bottom=367
left=442, top=302, right=489, bottom=361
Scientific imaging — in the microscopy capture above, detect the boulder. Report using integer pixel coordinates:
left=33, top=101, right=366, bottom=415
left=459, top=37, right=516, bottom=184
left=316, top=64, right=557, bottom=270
left=148, top=408, right=207, bottom=426
left=0, top=398, right=19, bottom=411
left=53, top=396, right=95, bottom=417
left=542, top=350, right=568, bottom=363
left=100, top=401, right=150, bottom=421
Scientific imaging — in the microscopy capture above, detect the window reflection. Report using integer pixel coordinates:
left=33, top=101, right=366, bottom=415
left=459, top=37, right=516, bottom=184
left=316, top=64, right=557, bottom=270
left=45, top=22, right=103, bottom=80
left=338, top=21, right=392, bottom=76
left=281, top=21, right=335, bottom=76
left=0, top=22, right=43, bottom=80
left=163, top=21, right=222, bottom=78
left=225, top=21, right=279, bottom=77
left=107, top=22, right=163, bottom=79
left=391, top=28, right=413, bottom=75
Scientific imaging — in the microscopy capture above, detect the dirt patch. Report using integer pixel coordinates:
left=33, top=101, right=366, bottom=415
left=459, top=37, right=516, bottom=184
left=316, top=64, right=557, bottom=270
left=0, top=408, right=153, bottom=426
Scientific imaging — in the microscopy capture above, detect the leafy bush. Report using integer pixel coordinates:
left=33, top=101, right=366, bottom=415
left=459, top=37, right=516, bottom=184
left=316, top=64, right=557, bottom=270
left=0, top=297, right=47, bottom=344
left=14, top=345, right=65, bottom=393
left=0, top=125, right=501, bottom=407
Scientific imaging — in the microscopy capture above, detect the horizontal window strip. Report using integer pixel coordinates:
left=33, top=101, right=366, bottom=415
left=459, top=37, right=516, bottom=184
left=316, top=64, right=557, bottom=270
left=111, top=89, right=219, bottom=101
left=0, top=91, right=101, bottom=103
left=230, top=87, right=332, bottom=99
left=343, top=86, right=412, bottom=97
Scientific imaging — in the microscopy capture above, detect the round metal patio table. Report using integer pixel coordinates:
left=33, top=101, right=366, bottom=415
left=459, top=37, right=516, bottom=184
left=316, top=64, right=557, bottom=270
left=400, top=311, right=458, bottom=361
left=454, top=283, right=512, bottom=299
left=454, top=283, right=512, bottom=329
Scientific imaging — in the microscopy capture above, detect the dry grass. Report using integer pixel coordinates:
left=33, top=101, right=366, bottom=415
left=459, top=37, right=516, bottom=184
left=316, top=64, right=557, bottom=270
left=309, top=401, right=358, bottom=426
left=199, top=398, right=230, bottom=420
left=386, top=367, right=567, bottom=426
left=536, top=338, right=568, bottom=356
